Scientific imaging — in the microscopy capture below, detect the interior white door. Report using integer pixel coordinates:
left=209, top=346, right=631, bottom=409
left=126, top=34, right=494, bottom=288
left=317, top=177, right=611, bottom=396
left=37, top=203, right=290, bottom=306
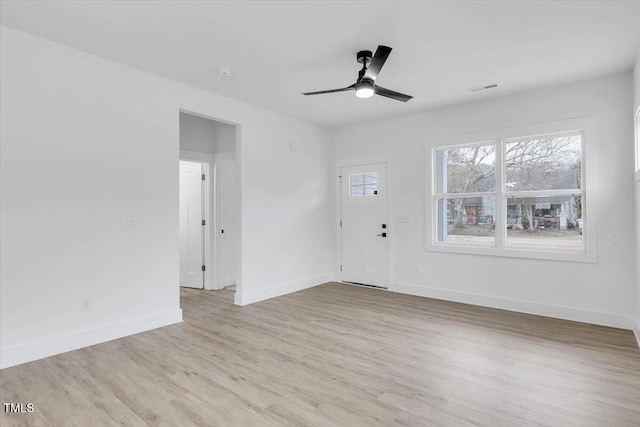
left=217, top=162, right=238, bottom=288
left=179, top=160, right=204, bottom=288
left=340, top=163, right=388, bottom=287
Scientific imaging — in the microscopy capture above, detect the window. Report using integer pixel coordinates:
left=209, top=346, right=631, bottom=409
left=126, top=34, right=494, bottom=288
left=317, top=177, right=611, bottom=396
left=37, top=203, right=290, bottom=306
left=349, top=172, right=378, bottom=196
left=504, top=134, right=582, bottom=250
left=432, top=131, right=585, bottom=258
left=434, top=143, right=496, bottom=246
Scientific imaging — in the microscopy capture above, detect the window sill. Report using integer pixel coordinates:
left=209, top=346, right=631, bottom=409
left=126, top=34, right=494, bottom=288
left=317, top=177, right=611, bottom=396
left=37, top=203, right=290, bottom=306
left=426, top=242, right=596, bottom=263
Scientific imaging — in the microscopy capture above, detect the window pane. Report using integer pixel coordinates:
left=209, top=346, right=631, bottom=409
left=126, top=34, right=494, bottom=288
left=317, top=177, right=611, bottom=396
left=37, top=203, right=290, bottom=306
left=364, top=184, right=377, bottom=196
left=436, top=196, right=495, bottom=245
left=350, top=174, right=363, bottom=185
left=506, top=195, right=583, bottom=250
left=364, top=173, right=378, bottom=184
left=505, top=134, right=582, bottom=191
left=436, top=144, right=496, bottom=194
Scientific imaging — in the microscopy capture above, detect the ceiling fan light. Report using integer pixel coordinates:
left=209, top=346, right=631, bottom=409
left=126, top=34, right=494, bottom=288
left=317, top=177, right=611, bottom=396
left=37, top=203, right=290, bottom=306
left=355, top=81, right=375, bottom=99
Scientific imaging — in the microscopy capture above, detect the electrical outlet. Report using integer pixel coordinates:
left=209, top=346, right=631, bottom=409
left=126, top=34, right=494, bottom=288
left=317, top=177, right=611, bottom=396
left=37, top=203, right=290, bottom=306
left=80, top=297, right=92, bottom=312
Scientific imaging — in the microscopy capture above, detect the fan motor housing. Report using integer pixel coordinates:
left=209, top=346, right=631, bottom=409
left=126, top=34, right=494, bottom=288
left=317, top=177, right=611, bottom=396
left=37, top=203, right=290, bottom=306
left=356, top=50, right=373, bottom=64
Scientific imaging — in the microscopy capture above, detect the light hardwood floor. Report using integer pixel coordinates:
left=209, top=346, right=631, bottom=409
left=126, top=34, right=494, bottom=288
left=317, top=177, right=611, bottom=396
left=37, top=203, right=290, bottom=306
left=1, top=283, right=639, bottom=426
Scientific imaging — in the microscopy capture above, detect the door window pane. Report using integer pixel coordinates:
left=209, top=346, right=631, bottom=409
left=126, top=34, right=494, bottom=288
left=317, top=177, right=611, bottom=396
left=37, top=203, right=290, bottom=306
left=349, top=173, right=378, bottom=197
left=364, top=185, right=377, bottom=196
left=350, top=185, right=364, bottom=196
left=364, top=173, right=378, bottom=184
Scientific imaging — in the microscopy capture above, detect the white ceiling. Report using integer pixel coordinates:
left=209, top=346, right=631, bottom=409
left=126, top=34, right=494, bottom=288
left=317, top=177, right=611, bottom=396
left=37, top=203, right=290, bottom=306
left=2, top=1, right=640, bottom=128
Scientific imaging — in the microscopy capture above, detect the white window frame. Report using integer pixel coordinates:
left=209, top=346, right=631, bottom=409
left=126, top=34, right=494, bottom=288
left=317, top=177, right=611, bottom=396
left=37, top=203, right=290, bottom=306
left=426, top=117, right=597, bottom=263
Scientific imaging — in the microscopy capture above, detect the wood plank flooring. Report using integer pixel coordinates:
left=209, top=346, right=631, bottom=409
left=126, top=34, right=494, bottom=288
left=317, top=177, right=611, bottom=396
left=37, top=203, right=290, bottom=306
left=1, top=283, right=639, bottom=426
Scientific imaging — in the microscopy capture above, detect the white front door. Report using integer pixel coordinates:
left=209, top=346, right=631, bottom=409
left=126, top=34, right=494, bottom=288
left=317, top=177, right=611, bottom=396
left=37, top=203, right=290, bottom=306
left=179, top=160, right=204, bottom=288
left=340, top=163, right=388, bottom=288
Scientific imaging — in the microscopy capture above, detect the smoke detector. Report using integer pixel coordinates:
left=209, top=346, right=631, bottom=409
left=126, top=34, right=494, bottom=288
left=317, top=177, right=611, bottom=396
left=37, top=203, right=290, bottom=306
left=218, top=67, right=232, bottom=77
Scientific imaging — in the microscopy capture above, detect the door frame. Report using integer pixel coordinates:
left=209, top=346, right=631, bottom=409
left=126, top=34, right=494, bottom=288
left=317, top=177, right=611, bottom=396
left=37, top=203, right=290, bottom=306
left=335, top=154, right=395, bottom=290
left=180, top=151, right=213, bottom=290
left=178, top=108, right=242, bottom=298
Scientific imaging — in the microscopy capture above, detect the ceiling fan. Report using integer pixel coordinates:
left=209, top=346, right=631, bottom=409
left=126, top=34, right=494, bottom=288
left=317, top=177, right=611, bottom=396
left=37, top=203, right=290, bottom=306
left=303, top=45, right=413, bottom=102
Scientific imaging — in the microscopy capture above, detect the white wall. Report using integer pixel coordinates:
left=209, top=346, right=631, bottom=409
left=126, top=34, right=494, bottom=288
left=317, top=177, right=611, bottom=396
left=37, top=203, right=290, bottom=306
left=635, top=51, right=640, bottom=112
left=237, top=117, right=334, bottom=304
left=633, top=50, right=640, bottom=344
left=0, top=27, right=333, bottom=368
left=179, top=112, right=236, bottom=153
left=332, top=73, right=637, bottom=330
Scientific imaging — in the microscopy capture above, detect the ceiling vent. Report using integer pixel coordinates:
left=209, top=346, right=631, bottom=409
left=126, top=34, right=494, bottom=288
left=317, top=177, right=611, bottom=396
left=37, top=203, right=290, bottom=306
left=469, top=84, right=498, bottom=93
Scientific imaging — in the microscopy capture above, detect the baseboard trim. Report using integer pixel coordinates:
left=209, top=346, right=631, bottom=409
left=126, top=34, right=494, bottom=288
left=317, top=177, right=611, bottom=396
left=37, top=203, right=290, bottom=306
left=393, top=282, right=636, bottom=331
left=633, top=318, right=640, bottom=348
left=0, top=309, right=183, bottom=369
left=234, top=273, right=331, bottom=306
left=222, top=275, right=236, bottom=288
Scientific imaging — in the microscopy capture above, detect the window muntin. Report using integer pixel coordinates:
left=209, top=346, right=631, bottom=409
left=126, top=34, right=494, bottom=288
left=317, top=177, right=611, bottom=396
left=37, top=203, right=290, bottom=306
left=349, top=172, right=378, bottom=197
left=433, top=132, right=584, bottom=255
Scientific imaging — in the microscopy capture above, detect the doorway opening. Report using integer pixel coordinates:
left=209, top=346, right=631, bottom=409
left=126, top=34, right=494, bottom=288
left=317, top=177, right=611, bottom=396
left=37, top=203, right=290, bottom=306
left=179, top=111, right=239, bottom=295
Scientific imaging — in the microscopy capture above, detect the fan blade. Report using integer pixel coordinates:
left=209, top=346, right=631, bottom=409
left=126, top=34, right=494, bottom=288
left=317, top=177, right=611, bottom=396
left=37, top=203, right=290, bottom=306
left=364, top=45, right=392, bottom=81
left=303, top=85, right=355, bottom=96
left=375, top=86, right=413, bottom=102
